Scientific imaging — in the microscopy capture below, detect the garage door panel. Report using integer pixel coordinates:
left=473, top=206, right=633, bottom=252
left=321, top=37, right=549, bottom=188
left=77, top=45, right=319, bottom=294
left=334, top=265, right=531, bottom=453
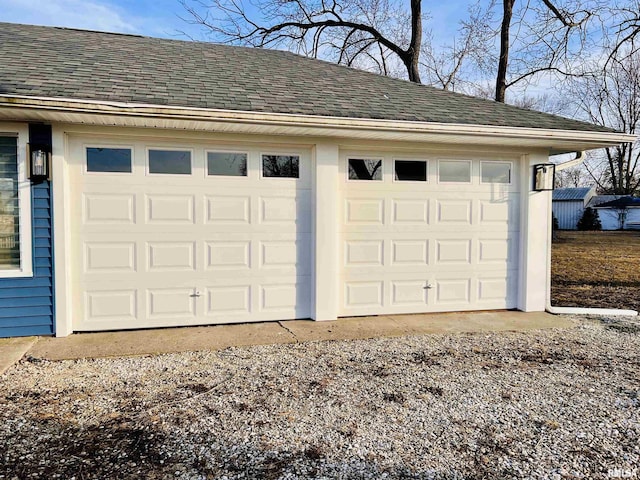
left=71, top=137, right=313, bottom=331
left=147, top=288, right=197, bottom=320
left=84, top=242, right=137, bottom=274
left=85, top=289, right=138, bottom=323
left=345, top=240, right=384, bottom=266
left=392, top=199, right=429, bottom=224
left=345, top=281, right=384, bottom=309
left=83, top=193, right=136, bottom=224
left=340, top=154, right=519, bottom=316
left=145, top=194, right=195, bottom=224
left=435, top=278, right=472, bottom=304
left=391, top=280, right=428, bottom=306
left=205, top=195, right=251, bottom=224
left=206, top=285, right=251, bottom=315
left=345, top=198, right=384, bottom=224
left=436, top=199, right=472, bottom=224
left=392, top=240, right=429, bottom=265
left=147, top=241, right=196, bottom=272
left=206, top=241, right=251, bottom=270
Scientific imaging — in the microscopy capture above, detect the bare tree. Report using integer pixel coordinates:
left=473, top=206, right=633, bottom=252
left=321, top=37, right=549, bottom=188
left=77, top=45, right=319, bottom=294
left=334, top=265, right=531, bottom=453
left=565, top=49, right=640, bottom=195
left=419, top=1, right=497, bottom=91
left=554, top=165, right=591, bottom=188
left=180, top=0, right=423, bottom=82
left=180, top=0, right=640, bottom=104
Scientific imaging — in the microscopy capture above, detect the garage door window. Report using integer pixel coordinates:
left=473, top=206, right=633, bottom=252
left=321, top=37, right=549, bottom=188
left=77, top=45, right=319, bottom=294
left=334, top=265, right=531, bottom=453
left=262, top=154, right=299, bottom=178
left=149, top=149, right=192, bottom=175
left=207, top=152, right=247, bottom=177
left=348, top=158, right=383, bottom=181
left=86, top=147, right=132, bottom=173
left=481, top=162, right=511, bottom=184
left=0, top=135, right=32, bottom=277
left=395, top=160, right=427, bottom=182
left=439, top=160, right=471, bottom=183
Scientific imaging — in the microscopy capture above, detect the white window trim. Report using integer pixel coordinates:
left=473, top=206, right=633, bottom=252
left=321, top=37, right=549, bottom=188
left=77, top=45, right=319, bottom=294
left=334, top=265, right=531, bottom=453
left=480, top=160, right=513, bottom=185
left=260, top=152, right=302, bottom=179
left=437, top=159, right=473, bottom=185
left=346, top=157, right=384, bottom=182
left=146, top=146, right=194, bottom=176
left=205, top=149, right=250, bottom=178
left=84, top=144, right=134, bottom=175
left=392, top=158, right=429, bottom=183
left=0, top=124, right=33, bottom=278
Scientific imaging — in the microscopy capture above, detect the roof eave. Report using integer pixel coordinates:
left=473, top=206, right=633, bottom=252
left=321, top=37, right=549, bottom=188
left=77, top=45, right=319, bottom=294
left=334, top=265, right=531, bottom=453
left=0, top=95, right=636, bottom=152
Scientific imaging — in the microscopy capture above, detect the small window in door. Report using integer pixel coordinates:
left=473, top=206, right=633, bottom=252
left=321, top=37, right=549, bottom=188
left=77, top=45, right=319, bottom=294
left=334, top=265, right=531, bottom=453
left=395, top=160, right=427, bottom=182
left=86, top=147, right=132, bottom=173
left=348, top=158, right=383, bottom=181
left=481, top=161, right=511, bottom=184
left=262, top=154, right=299, bottom=178
left=207, top=152, right=248, bottom=176
left=148, top=149, right=191, bottom=175
left=439, top=160, right=471, bottom=183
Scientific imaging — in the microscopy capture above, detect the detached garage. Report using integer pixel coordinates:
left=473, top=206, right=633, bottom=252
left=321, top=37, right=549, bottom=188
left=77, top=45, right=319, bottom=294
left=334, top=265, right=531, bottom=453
left=0, top=23, right=634, bottom=337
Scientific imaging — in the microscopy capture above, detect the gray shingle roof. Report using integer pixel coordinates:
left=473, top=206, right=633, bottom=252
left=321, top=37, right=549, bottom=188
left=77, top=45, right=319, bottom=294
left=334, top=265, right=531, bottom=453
left=0, top=22, right=615, bottom=133
left=552, top=187, right=595, bottom=201
left=587, top=195, right=622, bottom=207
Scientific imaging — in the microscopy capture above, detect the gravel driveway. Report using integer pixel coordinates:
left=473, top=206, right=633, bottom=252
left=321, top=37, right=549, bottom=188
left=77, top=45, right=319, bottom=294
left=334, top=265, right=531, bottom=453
left=1, top=316, right=639, bottom=479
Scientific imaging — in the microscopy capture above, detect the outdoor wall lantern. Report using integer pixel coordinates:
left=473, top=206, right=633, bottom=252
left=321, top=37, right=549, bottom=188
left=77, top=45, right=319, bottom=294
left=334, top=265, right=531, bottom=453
left=533, top=163, right=555, bottom=191
left=27, top=143, right=51, bottom=183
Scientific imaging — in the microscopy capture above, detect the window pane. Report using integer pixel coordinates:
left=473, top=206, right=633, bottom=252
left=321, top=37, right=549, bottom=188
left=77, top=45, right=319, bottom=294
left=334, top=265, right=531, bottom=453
left=149, top=150, right=191, bottom=175
left=348, top=158, right=383, bottom=180
left=439, top=160, right=471, bottom=183
left=87, top=147, right=132, bottom=173
left=262, top=155, right=299, bottom=178
left=0, top=137, right=20, bottom=269
left=207, top=152, right=247, bottom=176
left=395, top=160, right=427, bottom=181
left=482, top=162, right=511, bottom=183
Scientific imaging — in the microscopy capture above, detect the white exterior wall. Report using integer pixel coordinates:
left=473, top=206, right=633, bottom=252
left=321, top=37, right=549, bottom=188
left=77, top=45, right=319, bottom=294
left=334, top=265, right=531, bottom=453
left=597, top=208, right=640, bottom=230
left=518, top=153, right=552, bottom=312
left=553, top=201, right=585, bottom=230
left=50, top=124, right=553, bottom=335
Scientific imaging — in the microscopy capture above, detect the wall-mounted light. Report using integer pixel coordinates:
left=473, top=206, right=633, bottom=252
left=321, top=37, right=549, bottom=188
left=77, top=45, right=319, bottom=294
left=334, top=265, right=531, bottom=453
left=533, top=163, right=555, bottom=191
left=27, top=143, right=51, bottom=183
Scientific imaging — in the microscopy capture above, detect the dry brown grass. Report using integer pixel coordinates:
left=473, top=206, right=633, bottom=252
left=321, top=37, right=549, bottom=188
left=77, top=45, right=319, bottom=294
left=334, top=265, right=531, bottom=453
left=551, top=231, right=640, bottom=310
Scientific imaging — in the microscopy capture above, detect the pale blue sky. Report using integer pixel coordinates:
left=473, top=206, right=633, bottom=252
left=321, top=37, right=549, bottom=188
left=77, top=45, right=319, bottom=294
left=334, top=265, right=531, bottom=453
left=0, top=0, right=465, bottom=42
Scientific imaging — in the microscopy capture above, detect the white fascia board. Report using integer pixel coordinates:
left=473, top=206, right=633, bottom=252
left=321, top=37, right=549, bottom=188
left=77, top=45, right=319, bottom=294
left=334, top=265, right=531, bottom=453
left=0, top=95, right=636, bottom=151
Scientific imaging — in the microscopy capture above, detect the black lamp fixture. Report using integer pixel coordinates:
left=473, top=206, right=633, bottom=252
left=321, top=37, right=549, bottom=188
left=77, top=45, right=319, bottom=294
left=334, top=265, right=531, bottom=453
left=27, top=143, right=51, bottom=183
left=533, top=163, right=555, bottom=191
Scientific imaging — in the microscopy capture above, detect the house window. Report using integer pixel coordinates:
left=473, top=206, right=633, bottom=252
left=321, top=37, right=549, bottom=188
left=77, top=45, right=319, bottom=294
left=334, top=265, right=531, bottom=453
left=0, top=135, right=31, bottom=277
left=481, top=161, right=511, bottom=184
left=207, top=152, right=248, bottom=177
left=348, top=158, right=383, bottom=181
left=148, top=149, right=192, bottom=175
left=87, top=147, right=132, bottom=173
left=262, top=154, right=299, bottom=178
left=395, top=160, right=427, bottom=182
left=439, top=160, right=471, bottom=183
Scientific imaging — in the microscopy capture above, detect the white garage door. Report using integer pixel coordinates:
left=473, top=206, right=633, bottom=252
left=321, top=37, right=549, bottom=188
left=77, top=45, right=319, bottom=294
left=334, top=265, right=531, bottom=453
left=68, top=136, right=312, bottom=331
left=340, top=153, right=520, bottom=316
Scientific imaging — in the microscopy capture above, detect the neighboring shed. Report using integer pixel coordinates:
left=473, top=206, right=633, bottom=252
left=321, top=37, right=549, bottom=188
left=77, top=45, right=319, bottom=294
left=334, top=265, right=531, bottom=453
left=591, top=196, right=640, bottom=230
left=552, top=187, right=596, bottom=230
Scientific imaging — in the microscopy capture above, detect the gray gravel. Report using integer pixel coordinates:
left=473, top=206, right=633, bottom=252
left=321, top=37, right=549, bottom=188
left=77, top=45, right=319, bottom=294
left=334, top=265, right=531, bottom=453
left=1, top=316, right=639, bottom=479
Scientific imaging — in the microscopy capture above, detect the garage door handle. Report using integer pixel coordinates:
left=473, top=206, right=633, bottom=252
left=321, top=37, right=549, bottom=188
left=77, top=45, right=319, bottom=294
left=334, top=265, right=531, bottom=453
left=190, top=292, right=201, bottom=297
left=423, top=284, right=433, bottom=289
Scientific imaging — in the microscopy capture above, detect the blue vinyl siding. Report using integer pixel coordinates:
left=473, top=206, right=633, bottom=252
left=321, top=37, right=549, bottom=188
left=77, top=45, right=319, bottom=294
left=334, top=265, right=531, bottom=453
left=0, top=181, right=54, bottom=337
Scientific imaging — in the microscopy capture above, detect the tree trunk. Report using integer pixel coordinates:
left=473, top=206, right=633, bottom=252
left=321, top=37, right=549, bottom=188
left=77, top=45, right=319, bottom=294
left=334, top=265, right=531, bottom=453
left=407, top=0, right=422, bottom=83
left=495, top=0, right=515, bottom=103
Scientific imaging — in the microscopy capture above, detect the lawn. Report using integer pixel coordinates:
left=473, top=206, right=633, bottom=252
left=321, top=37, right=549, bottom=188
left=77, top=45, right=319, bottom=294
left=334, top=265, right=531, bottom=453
left=552, top=231, right=640, bottom=311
